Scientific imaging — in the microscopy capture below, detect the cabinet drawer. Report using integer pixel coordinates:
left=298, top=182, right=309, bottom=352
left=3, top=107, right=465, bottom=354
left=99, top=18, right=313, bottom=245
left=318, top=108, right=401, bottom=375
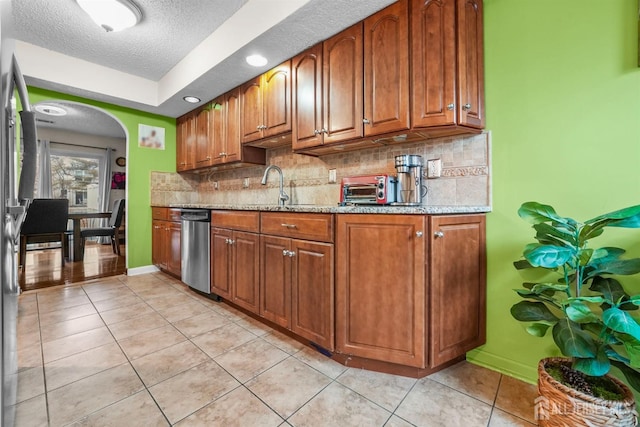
left=152, top=207, right=168, bottom=220
left=261, top=212, right=334, bottom=242
left=168, top=208, right=182, bottom=222
left=211, top=210, right=260, bottom=232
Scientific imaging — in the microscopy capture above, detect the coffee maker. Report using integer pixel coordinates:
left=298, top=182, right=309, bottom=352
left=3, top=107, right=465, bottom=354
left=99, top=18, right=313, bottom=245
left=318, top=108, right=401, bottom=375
left=394, top=154, right=427, bottom=205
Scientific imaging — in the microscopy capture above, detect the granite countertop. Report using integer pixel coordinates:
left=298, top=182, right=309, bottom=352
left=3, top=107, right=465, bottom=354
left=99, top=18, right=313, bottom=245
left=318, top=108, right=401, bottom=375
left=165, top=203, right=491, bottom=214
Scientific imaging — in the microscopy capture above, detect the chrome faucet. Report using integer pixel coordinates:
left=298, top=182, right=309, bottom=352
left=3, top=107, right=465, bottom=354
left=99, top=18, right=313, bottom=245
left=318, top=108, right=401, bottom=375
left=261, top=165, right=289, bottom=206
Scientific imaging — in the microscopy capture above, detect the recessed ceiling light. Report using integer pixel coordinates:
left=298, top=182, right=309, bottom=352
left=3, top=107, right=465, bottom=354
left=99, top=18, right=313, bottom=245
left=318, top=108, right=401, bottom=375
left=35, top=104, right=67, bottom=116
left=76, top=0, right=142, bottom=32
left=246, top=54, right=268, bottom=67
left=183, top=96, right=201, bottom=104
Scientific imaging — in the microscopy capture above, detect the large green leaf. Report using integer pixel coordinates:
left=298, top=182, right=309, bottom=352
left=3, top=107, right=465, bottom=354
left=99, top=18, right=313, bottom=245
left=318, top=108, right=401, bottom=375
left=513, top=259, right=533, bottom=270
left=552, top=319, right=597, bottom=358
left=524, top=244, right=573, bottom=268
left=566, top=301, right=600, bottom=323
left=589, top=276, right=634, bottom=309
left=610, top=361, right=640, bottom=393
left=586, top=205, right=640, bottom=228
left=530, top=283, right=568, bottom=295
left=578, top=223, right=605, bottom=243
left=518, top=202, right=563, bottom=224
left=602, top=307, right=640, bottom=341
left=533, top=223, right=577, bottom=246
left=617, top=335, right=640, bottom=369
left=587, top=258, right=640, bottom=277
left=573, top=347, right=611, bottom=377
left=526, top=323, right=551, bottom=337
left=511, top=301, right=559, bottom=322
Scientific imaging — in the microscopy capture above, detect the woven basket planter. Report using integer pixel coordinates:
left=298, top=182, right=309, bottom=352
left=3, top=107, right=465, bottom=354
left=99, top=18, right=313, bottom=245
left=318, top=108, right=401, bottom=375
left=536, top=357, right=638, bottom=427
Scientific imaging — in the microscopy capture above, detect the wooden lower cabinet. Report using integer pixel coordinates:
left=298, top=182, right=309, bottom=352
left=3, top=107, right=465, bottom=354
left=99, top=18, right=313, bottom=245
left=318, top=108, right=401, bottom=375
left=336, top=214, right=426, bottom=367
left=151, top=208, right=181, bottom=278
left=210, top=227, right=260, bottom=314
left=336, top=213, right=486, bottom=370
left=429, top=214, right=486, bottom=367
left=259, top=235, right=334, bottom=350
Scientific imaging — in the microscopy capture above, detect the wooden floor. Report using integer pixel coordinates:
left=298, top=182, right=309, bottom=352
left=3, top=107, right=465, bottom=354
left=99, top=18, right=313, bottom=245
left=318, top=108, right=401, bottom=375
left=19, top=242, right=126, bottom=292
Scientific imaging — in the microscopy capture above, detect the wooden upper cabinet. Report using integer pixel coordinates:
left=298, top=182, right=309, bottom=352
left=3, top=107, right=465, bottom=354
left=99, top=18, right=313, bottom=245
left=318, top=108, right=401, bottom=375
left=176, top=113, right=196, bottom=172
left=323, top=23, right=363, bottom=145
left=457, top=0, right=485, bottom=128
left=241, top=60, right=292, bottom=144
left=210, top=95, right=227, bottom=165
left=195, top=107, right=212, bottom=167
left=292, top=44, right=323, bottom=151
left=263, top=62, right=292, bottom=137
left=411, top=0, right=484, bottom=130
left=225, top=88, right=242, bottom=163
left=240, top=77, right=263, bottom=143
left=411, top=0, right=456, bottom=128
left=363, top=0, right=410, bottom=136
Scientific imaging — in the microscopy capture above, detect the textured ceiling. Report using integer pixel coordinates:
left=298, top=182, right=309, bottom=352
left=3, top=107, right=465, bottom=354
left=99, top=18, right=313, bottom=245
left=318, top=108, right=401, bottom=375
left=34, top=101, right=126, bottom=139
left=11, top=0, right=396, bottom=138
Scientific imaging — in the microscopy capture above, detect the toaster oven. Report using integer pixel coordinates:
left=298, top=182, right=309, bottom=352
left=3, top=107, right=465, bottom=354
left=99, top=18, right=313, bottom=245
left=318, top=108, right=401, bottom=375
left=340, top=175, right=396, bottom=205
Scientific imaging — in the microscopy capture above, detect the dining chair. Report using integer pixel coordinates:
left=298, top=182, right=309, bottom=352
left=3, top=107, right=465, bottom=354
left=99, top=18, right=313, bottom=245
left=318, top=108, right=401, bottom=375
left=80, top=199, right=125, bottom=256
left=19, top=198, right=69, bottom=268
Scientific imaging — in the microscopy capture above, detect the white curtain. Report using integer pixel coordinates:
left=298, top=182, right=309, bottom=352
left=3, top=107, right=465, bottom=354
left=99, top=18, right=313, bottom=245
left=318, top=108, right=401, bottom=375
left=95, top=148, right=113, bottom=243
left=36, top=139, right=52, bottom=198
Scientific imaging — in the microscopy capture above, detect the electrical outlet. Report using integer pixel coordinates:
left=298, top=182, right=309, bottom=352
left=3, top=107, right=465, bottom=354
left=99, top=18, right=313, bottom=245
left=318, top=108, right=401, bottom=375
left=426, top=159, right=442, bottom=179
left=213, top=181, right=219, bottom=190
left=328, top=169, right=337, bottom=184
left=242, top=177, right=249, bottom=188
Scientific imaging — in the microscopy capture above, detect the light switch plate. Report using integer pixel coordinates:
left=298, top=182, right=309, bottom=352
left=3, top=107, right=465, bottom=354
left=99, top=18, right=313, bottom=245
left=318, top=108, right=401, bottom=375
left=426, top=159, right=442, bottom=179
left=328, top=169, right=337, bottom=184
left=242, top=177, right=249, bottom=188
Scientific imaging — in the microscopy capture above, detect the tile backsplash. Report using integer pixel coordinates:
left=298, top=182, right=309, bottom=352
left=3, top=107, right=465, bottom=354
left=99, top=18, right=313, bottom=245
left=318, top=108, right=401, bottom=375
left=150, top=132, right=491, bottom=208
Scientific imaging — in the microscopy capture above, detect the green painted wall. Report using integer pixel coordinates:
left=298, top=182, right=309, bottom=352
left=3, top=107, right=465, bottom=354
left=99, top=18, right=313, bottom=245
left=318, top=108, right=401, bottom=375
left=27, top=87, right=176, bottom=269
left=468, top=0, right=640, bottom=384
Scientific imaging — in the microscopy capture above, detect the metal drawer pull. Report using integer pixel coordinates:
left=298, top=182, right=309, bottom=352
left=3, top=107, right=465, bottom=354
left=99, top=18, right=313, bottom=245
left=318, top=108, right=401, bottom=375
left=282, top=250, right=296, bottom=257
left=280, top=223, right=297, bottom=229
left=415, top=231, right=423, bottom=238
left=434, top=231, right=444, bottom=238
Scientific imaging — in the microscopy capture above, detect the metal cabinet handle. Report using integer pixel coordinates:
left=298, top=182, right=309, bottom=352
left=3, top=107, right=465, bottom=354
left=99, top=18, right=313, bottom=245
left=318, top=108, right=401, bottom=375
left=288, top=251, right=295, bottom=257
left=313, top=129, right=320, bottom=135
left=321, top=128, right=328, bottom=134
left=280, top=223, right=297, bottom=229
left=415, top=231, right=423, bottom=238
left=282, top=249, right=288, bottom=257
left=434, top=231, right=444, bottom=238
left=462, top=103, right=472, bottom=111
left=363, top=118, right=370, bottom=124
left=447, top=103, right=455, bottom=111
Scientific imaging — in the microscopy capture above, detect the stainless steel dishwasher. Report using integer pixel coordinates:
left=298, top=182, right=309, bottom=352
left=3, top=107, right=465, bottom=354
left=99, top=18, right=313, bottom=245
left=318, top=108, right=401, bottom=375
left=180, top=209, right=211, bottom=294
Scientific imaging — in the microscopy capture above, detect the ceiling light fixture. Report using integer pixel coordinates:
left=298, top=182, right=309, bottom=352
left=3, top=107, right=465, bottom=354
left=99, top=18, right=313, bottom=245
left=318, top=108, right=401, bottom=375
left=183, top=96, right=201, bottom=104
left=76, top=0, right=142, bottom=32
left=246, top=54, right=268, bottom=67
left=35, top=104, right=67, bottom=116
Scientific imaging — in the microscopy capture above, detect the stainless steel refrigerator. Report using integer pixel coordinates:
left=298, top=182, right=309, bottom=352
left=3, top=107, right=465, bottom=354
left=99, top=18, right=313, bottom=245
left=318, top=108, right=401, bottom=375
left=1, top=2, right=38, bottom=425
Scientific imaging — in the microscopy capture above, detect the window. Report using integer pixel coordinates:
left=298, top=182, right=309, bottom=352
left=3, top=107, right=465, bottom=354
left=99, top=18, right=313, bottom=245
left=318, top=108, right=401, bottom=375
left=49, top=148, right=104, bottom=213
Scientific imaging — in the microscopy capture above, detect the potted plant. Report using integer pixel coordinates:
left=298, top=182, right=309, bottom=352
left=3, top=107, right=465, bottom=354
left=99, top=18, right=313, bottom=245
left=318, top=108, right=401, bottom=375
left=510, top=201, right=640, bottom=426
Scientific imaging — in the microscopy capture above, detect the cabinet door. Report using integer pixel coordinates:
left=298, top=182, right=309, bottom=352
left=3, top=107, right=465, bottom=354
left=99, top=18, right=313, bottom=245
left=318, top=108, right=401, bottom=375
left=211, top=227, right=232, bottom=299
left=411, top=0, right=456, bottom=128
left=232, top=231, right=260, bottom=314
left=429, top=214, right=486, bottom=367
left=456, top=0, right=485, bottom=128
left=167, top=222, right=182, bottom=277
left=211, top=95, right=227, bottom=165
left=195, top=107, right=212, bottom=167
left=291, top=240, right=334, bottom=351
left=363, top=0, right=410, bottom=136
left=240, top=77, right=263, bottom=143
left=292, top=44, right=324, bottom=150
left=260, top=235, right=291, bottom=328
left=225, top=88, right=242, bottom=163
left=263, top=60, right=291, bottom=137
left=152, top=219, right=166, bottom=269
left=176, top=115, right=196, bottom=172
left=336, top=214, right=426, bottom=367
left=323, top=23, right=363, bottom=144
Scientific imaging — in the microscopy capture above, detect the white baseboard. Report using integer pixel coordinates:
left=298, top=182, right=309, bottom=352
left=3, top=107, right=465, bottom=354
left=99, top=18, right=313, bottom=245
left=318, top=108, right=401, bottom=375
left=127, top=265, right=159, bottom=276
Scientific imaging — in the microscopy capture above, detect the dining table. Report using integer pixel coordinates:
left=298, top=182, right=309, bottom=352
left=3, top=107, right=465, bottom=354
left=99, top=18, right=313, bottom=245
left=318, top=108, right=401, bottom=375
left=68, top=211, right=111, bottom=261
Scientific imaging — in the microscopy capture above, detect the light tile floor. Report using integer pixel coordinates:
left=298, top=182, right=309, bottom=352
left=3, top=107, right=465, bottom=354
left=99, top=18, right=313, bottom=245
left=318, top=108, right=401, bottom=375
left=13, top=272, right=539, bottom=426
